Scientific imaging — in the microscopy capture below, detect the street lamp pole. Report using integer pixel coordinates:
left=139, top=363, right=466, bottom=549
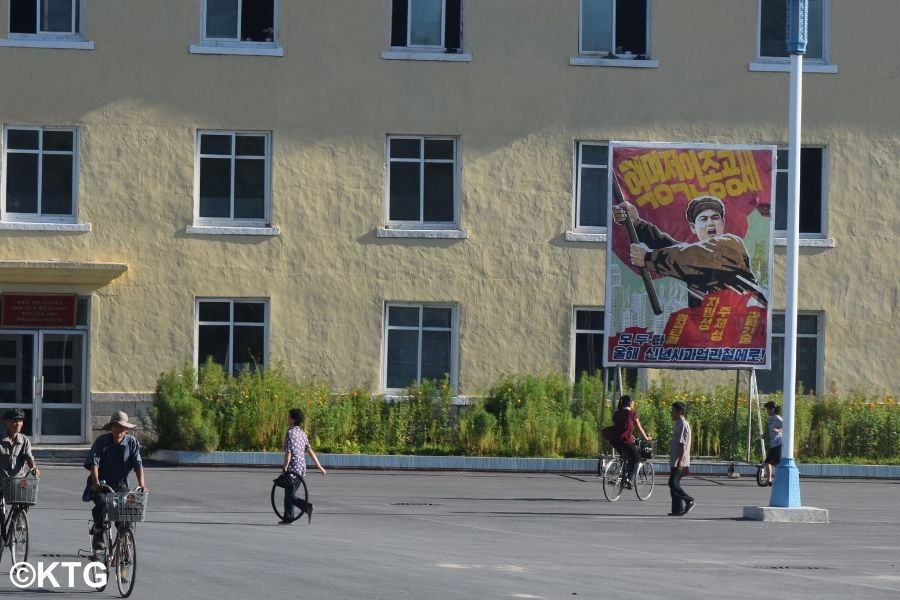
left=771, top=0, right=807, bottom=508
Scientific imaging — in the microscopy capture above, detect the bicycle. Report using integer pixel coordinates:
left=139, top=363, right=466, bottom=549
left=0, top=469, right=38, bottom=565
left=602, top=440, right=655, bottom=502
left=84, top=482, right=147, bottom=597
left=726, top=436, right=771, bottom=487
left=271, top=471, right=309, bottom=523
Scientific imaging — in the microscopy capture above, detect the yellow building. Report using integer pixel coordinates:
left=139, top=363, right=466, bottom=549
left=1, top=1, right=897, bottom=442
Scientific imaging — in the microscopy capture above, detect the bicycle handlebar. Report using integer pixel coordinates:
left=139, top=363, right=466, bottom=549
left=0, top=467, right=38, bottom=479
left=97, top=481, right=146, bottom=495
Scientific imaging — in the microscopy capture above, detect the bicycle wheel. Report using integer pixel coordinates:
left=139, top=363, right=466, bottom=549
left=9, top=508, right=28, bottom=564
left=115, top=527, right=137, bottom=597
left=270, top=477, right=308, bottom=523
left=634, top=462, right=655, bottom=500
left=602, top=459, right=624, bottom=502
left=756, top=465, right=769, bottom=487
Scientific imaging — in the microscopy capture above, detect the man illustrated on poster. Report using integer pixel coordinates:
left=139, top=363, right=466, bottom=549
left=612, top=195, right=767, bottom=308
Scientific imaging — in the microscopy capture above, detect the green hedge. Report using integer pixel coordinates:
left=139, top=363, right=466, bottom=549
left=149, top=364, right=900, bottom=462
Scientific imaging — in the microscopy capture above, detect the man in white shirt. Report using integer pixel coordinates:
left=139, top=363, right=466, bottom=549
left=668, top=402, right=694, bottom=516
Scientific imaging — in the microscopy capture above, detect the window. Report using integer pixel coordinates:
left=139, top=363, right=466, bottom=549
left=390, top=0, right=461, bottom=52
left=196, top=132, right=270, bottom=224
left=203, top=0, right=275, bottom=43
left=191, top=0, right=281, bottom=55
left=575, top=142, right=608, bottom=229
left=9, top=0, right=82, bottom=36
left=573, top=308, right=638, bottom=387
left=2, top=126, right=76, bottom=222
left=773, top=147, right=823, bottom=234
left=196, top=299, right=267, bottom=375
left=383, top=304, right=457, bottom=391
left=759, top=0, right=826, bottom=61
left=756, top=313, right=821, bottom=395
left=387, top=136, right=457, bottom=227
left=579, top=0, right=647, bottom=57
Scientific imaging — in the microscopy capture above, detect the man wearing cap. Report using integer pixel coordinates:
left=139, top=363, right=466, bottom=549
left=83, top=411, right=148, bottom=550
left=762, top=401, right=783, bottom=486
left=0, top=408, right=40, bottom=482
left=613, top=195, right=766, bottom=308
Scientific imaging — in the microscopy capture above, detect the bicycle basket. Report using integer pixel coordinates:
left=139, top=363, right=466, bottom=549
left=106, top=491, right=148, bottom=522
left=639, top=440, right=654, bottom=460
left=2, top=476, right=39, bottom=505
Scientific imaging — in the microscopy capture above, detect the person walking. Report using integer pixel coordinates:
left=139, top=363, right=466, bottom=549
left=762, top=400, right=783, bottom=486
left=667, top=401, right=695, bottom=516
left=280, top=408, right=326, bottom=524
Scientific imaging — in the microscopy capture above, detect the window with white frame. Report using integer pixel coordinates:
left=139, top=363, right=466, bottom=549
left=573, top=307, right=637, bottom=387
left=390, top=0, right=462, bottom=52
left=773, top=147, right=824, bottom=234
left=579, top=0, right=648, bottom=57
left=387, top=136, right=457, bottom=226
left=756, top=312, right=821, bottom=394
left=202, top=0, right=276, bottom=43
left=196, top=299, right=267, bottom=375
left=384, top=304, right=457, bottom=390
left=574, top=308, right=605, bottom=378
left=9, top=0, right=83, bottom=37
left=2, top=126, right=76, bottom=222
left=759, top=0, right=826, bottom=61
left=196, top=132, right=270, bottom=224
left=575, top=142, right=608, bottom=229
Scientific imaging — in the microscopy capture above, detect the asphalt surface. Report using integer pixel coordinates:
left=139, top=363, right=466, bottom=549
left=1, top=463, right=898, bottom=599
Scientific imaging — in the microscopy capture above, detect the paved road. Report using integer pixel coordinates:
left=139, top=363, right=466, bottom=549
left=2, top=464, right=898, bottom=599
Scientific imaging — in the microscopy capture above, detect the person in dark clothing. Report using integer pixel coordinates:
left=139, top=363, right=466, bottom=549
left=613, top=195, right=767, bottom=308
left=83, top=411, right=148, bottom=550
left=610, top=395, right=651, bottom=486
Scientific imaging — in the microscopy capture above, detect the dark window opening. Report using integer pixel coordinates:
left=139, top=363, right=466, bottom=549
left=10, top=0, right=38, bottom=34
left=615, top=0, right=646, bottom=55
left=241, top=0, right=275, bottom=42
left=774, top=147, right=823, bottom=233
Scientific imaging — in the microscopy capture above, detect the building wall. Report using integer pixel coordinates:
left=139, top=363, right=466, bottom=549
left=1, top=0, right=898, bottom=409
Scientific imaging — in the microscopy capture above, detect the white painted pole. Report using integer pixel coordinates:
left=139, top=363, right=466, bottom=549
left=770, top=3, right=806, bottom=507
left=782, top=52, right=802, bottom=463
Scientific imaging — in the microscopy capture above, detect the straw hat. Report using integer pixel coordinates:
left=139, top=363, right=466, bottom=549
left=103, top=411, right=137, bottom=430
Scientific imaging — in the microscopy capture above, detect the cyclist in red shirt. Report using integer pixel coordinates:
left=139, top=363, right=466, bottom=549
left=610, top=396, right=651, bottom=487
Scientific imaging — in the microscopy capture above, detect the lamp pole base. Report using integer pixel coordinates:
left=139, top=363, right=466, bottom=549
left=770, top=457, right=802, bottom=507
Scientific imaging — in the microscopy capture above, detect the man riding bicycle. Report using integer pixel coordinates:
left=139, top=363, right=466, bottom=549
left=0, top=408, right=40, bottom=487
left=82, top=411, right=148, bottom=551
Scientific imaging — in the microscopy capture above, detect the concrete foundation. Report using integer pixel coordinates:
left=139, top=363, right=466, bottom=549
left=743, top=505, right=830, bottom=523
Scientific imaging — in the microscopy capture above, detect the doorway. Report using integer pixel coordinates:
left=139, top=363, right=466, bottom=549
left=0, top=330, right=86, bottom=442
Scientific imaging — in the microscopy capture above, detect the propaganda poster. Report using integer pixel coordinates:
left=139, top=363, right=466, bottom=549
left=604, top=142, right=776, bottom=369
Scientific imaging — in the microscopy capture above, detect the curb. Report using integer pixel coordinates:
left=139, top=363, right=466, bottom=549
left=150, top=450, right=900, bottom=478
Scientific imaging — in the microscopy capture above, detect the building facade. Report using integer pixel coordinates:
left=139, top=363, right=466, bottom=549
left=1, top=0, right=897, bottom=442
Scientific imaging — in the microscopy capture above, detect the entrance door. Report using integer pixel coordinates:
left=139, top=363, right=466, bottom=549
left=0, top=331, right=86, bottom=442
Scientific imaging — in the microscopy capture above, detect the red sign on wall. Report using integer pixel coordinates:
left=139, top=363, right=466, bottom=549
left=1, top=294, right=77, bottom=328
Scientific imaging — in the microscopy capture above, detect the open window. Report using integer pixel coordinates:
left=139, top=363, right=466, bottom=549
left=9, top=0, right=82, bottom=36
left=390, top=0, right=462, bottom=52
left=773, top=147, right=825, bottom=235
left=579, top=0, right=648, bottom=58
